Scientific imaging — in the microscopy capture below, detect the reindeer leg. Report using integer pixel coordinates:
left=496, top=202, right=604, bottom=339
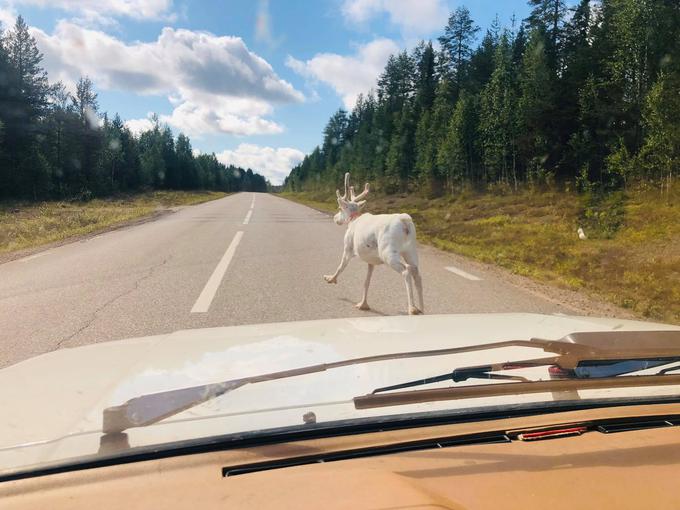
left=324, top=248, right=353, bottom=284
left=402, top=251, right=424, bottom=313
left=356, top=264, right=374, bottom=310
left=412, top=266, right=424, bottom=312
left=386, top=253, right=421, bottom=315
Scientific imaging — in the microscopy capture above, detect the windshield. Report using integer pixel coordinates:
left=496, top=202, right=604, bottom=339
left=0, top=0, right=678, bottom=479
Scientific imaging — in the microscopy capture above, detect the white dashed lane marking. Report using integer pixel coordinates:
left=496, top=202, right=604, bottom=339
left=191, top=231, right=244, bottom=313
left=445, top=266, right=482, bottom=281
left=243, top=194, right=255, bottom=224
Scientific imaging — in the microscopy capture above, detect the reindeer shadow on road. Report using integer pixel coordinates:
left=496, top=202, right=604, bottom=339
left=338, top=297, right=389, bottom=316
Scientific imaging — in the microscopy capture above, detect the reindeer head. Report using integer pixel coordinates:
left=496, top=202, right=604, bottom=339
left=333, top=172, right=370, bottom=225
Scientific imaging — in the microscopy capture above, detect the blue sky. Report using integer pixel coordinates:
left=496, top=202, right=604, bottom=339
left=0, top=0, right=540, bottom=183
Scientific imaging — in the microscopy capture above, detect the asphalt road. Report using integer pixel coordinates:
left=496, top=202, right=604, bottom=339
left=0, top=192, right=576, bottom=367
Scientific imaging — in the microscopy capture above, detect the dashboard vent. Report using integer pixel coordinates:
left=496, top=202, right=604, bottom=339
left=222, top=433, right=510, bottom=477
left=597, top=419, right=679, bottom=434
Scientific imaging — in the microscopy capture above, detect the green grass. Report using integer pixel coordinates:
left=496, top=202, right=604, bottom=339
left=282, top=185, right=680, bottom=325
left=0, top=190, right=227, bottom=255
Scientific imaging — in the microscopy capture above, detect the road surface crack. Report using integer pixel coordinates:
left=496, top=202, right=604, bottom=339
left=53, top=256, right=171, bottom=350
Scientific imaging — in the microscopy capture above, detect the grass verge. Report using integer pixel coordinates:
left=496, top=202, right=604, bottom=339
left=281, top=185, right=679, bottom=325
left=1, top=190, right=227, bottom=256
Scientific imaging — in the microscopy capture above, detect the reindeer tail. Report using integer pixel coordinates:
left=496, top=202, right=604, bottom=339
left=399, top=214, right=416, bottom=239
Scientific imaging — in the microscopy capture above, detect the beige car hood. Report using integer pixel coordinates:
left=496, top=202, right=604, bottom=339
left=1, top=313, right=678, bottom=476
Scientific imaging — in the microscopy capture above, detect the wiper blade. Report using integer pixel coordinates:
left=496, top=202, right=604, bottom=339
left=372, top=368, right=533, bottom=394
left=102, top=330, right=680, bottom=434
left=372, top=357, right=680, bottom=395
left=355, top=374, right=680, bottom=410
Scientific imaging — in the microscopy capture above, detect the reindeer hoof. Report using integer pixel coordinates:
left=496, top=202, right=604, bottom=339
left=408, top=307, right=423, bottom=315
left=355, top=302, right=370, bottom=311
left=323, top=275, right=337, bottom=284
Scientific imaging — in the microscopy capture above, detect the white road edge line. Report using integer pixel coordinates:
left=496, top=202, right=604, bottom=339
left=250, top=195, right=255, bottom=208
left=191, top=231, right=244, bottom=313
left=445, top=266, right=482, bottom=281
left=243, top=209, right=253, bottom=224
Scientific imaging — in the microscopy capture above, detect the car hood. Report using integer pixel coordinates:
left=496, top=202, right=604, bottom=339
left=1, top=313, right=679, bottom=476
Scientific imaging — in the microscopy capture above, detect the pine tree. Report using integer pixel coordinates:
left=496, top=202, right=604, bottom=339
left=637, top=71, right=680, bottom=190
left=385, top=102, right=415, bottom=193
left=560, top=0, right=594, bottom=169
left=119, top=121, right=140, bottom=190
left=479, top=31, right=519, bottom=186
left=0, top=31, right=13, bottom=196
left=563, top=0, right=592, bottom=84
left=100, top=114, right=125, bottom=193
left=322, top=109, right=348, bottom=168
left=413, top=41, right=437, bottom=114
left=176, top=133, right=196, bottom=189
left=377, top=51, right=415, bottom=115
left=527, top=0, right=567, bottom=72
left=607, top=0, right=656, bottom=150
left=414, top=109, right=432, bottom=188
left=72, top=77, right=98, bottom=123
left=158, top=126, right=175, bottom=188
left=42, top=82, right=71, bottom=195
left=438, top=91, right=478, bottom=189
left=518, top=29, right=554, bottom=181
left=2, top=15, right=50, bottom=197
left=5, top=15, right=49, bottom=116
left=70, top=76, right=102, bottom=194
left=420, top=80, right=454, bottom=195
left=512, top=22, right=528, bottom=69
left=468, top=18, right=500, bottom=92
left=438, top=6, right=479, bottom=95
left=138, top=115, right=164, bottom=188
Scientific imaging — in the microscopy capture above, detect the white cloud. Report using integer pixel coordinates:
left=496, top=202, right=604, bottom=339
left=342, top=0, right=447, bottom=37
left=216, top=144, right=305, bottom=185
left=125, top=116, right=155, bottom=136
left=160, top=100, right=283, bottom=137
left=7, top=0, right=175, bottom=22
left=286, top=38, right=399, bottom=109
left=0, top=6, right=17, bottom=28
left=30, top=21, right=304, bottom=136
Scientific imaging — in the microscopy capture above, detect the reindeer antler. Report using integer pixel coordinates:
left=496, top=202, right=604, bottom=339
left=351, top=182, right=370, bottom=202
left=337, top=172, right=350, bottom=200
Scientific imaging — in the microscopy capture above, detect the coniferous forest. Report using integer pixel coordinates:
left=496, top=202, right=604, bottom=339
left=285, top=0, right=680, bottom=196
left=0, top=16, right=268, bottom=201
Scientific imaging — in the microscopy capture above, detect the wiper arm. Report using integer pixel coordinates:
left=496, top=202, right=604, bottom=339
left=102, top=338, right=556, bottom=433
left=102, top=330, right=680, bottom=434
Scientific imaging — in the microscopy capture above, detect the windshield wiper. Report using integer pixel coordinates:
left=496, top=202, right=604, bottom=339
left=355, top=374, right=680, bottom=409
left=371, top=357, right=680, bottom=394
left=102, top=330, right=680, bottom=434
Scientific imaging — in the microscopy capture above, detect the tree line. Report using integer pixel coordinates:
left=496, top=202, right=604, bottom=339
left=0, top=16, right=268, bottom=201
left=285, top=0, right=680, bottom=196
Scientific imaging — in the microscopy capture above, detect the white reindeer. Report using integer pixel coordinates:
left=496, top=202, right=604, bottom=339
left=323, top=173, right=424, bottom=315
